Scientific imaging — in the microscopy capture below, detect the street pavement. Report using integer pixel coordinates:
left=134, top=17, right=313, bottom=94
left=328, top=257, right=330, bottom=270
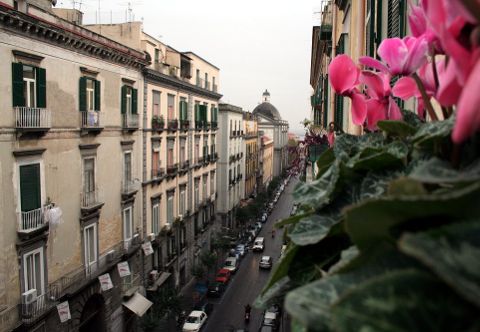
left=203, top=177, right=298, bottom=332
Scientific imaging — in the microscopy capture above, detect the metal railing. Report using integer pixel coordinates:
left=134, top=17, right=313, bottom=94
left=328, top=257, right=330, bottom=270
left=180, top=120, right=189, bottom=130
left=18, top=204, right=53, bottom=233
left=81, top=188, right=99, bottom=208
left=122, top=179, right=136, bottom=193
left=167, top=163, right=178, bottom=174
left=21, top=288, right=59, bottom=324
left=121, top=273, right=141, bottom=295
left=14, top=107, right=51, bottom=129
left=205, top=81, right=211, bottom=90
left=196, top=77, right=205, bottom=88
left=213, top=84, right=218, bottom=92
left=123, top=113, right=139, bottom=128
left=80, top=111, right=101, bottom=128
left=167, top=119, right=178, bottom=130
left=151, top=167, right=165, bottom=180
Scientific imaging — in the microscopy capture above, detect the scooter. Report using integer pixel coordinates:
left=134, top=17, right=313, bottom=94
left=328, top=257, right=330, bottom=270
left=244, top=311, right=250, bottom=323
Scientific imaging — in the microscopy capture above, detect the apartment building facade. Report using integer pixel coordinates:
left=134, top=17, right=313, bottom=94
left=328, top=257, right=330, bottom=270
left=243, top=112, right=259, bottom=198
left=217, top=104, right=244, bottom=229
left=0, top=1, right=149, bottom=331
left=260, top=135, right=274, bottom=190
left=84, top=22, right=221, bottom=294
left=310, top=0, right=414, bottom=134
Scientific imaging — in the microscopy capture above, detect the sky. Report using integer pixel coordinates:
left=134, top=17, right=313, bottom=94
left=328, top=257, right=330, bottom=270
left=58, top=0, right=322, bottom=134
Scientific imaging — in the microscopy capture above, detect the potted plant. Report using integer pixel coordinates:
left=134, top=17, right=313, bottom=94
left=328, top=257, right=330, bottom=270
left=152, top=115, right=164, bottom=130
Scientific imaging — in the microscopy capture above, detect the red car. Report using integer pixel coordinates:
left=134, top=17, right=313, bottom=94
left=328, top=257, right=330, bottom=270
left=215, top=268, right=231, bottom=284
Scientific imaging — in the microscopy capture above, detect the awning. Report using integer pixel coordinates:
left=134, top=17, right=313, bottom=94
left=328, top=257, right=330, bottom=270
left=123, top=292, right=153, bottom=317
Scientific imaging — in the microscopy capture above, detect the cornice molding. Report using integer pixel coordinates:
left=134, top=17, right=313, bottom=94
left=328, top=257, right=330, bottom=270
left=144, top=68, right=222, bottom=100
left=0, top=5, right=149, bottom=70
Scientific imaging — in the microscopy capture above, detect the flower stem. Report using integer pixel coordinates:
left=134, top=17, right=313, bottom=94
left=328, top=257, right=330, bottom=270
left=412, top=73, right=439, bottom=121
left=430, top=52, right=449, bottom=119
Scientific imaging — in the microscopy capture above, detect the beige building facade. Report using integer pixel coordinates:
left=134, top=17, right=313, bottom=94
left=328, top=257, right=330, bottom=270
left=0, top=1, right=149, bottom=331
left=260, top=135, right=274, bottom=189
left=243, top=112, right=259, bottom=198
left=85, top=22, right=221, bottom=292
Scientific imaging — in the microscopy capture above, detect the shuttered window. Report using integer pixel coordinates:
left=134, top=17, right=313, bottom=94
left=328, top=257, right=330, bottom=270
left=12, top=63, right=46, bottom=108
left=20, top=163, right=41, bottom=212
left=387, top=0, right=406, bottom=38
left=179, top=100, right=188, bottom=121
left=121, top=85, right=137, bottom=114
left=195, top=103, right=200, bottom=124
left=199, top=105, right=208, bottom=122
left=79, top=77, right=101, bottom=112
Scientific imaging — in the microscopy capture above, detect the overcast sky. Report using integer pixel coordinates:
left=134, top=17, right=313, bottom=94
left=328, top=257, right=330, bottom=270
left=58, top=0, right=322, bottom=134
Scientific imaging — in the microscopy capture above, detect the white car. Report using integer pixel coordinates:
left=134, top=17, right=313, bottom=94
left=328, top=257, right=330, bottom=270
left=223, top=257, right=238, bottom=273
left=259, top=256, right=273, bottom=269
left=182, top=310, right=207, bottom=332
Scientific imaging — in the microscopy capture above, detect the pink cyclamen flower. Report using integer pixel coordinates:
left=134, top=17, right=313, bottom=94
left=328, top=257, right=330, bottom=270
left=328, top=54, right=367, bottom=125
left=452, top=59, right=480, bottom=143
left=359, top=36, right=429, bottom=76
left=361, top=71, right=402, bottom=130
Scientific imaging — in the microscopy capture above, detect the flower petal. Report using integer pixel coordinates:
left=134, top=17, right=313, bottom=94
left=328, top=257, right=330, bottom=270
left=377, top=38, right=408, bottom=75
left=350, top=92, right=367, bottom=125
left=437, top=60, right=463, bottom=106
left=360, top=71, right=387, bottom=99
left=416, top=97, right=425, bottom=119
left=388, top=97, right=403, bottom=120
left=328, top=54, right=360, bottom=95
left=452, top=60, right=480, bottom=143
left=408, top=3, right=427, bottom=38
left=359, top=56, right=389, bottom=73
left=392, top=76, right=420, bottom=100
left=366, top=99, right=387, bottom=131
left=403, top=36, right=429, bottom=74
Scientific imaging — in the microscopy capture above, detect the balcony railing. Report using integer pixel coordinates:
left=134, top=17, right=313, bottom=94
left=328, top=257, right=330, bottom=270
left=205, top=81, right=211, bottom=90
left=213, top=84, right=218, bottom=92
left=180, top=160, right=190, bottom=170
left=195, top=121, right=204, bottom=130
left=180, top=120, right=189, bottom=130
left=80, top=111, right=101, bottom=129
left=211, top=121, right=218, bottom=129
left=167, top=163, right=178, bottom=175
left=81, top=189, right=100, bottom=208
left=151, top=167, right=165, bottom=180
left=17, top=204, right=53, bottom=234
left=203, top=122, right=211, bottom=131
left=167, top=119, right=178, bottom=131
left=196, top=77, right=205, bottom=88
left=121, top=273, right=141, bottom=295
left=151, top=116, right=165, bottom=131
left=123, top=113, right=139, bottom=129
left=21, top=287, right=59, bottom=324
left=15, top=107, right=51, bottom=130
left=122, top=179, right=136, bottom=194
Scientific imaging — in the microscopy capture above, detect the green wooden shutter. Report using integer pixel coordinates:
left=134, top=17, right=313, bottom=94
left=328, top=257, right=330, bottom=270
left=132, top=88, right=138, bottom=114
left=366, top=0, right=375, bottom=57
left=35, top=67, right=46, bottom=108
left=94, top=80, right=101, bottom=111
left=20, top=164, right=41, bottom=212
left=195, top=104, right=199, bottom=123
left=79, top=77, right=87, bottom=112
left=121, top=85, right=127, bottom=114
left=12, top=63, right=25, bottom=107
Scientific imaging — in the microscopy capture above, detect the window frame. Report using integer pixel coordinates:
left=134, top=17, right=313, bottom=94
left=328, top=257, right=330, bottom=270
left=22, top=246, right=45, bottom=296
left=123, top=206, right=134, bottom=242
left=83, top=222, right=98, bottom=271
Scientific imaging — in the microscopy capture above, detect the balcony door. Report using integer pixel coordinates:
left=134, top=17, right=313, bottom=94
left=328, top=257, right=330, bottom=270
left=23, top=65, right=36, bottom=108
left=83, top=158, right=95, bottom=206
left=23, top=247, right=45, bottom=297
left=84, top=223, right=98, bottom=274
left=20, top=164, right=41, bottom=213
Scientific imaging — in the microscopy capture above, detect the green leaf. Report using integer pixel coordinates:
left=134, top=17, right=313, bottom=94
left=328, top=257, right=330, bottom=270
left=334, top=133, right=385, bottom=161
left=276, top=212, right=313, bottom=228
left=399, top=220, right=480, bottom=308
left=328, top=246, right=359, bottom=274
left=409, top=157, right=480, bottom=184
left=387, top=177, right=427, bottom=196
left=344, top=182, right=480, bottom=250
left=346, top=141, right=408, bottom=171
left=400, top=109, right=423, bottom=128
left=291, top=319, right=308, bottom=332
left=360, top=171, right=403, bottom=200
left=293, top=161, right=341, bottom=209
left=331, top=269, right=480, bottom=332
left=316, top=147, right=335, bottom=178
left=377, top=120, right=418, bottom=137
left=289, top=214, right=340, bottom=246
left=285, top=246, right=420, bottom=331
left=412, top=115, right=454, bottom=147
left=255, top=276, right=291, bottom=309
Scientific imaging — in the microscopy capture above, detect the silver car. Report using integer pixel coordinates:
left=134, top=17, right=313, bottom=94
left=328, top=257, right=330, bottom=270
left=259, top=256, right=273, bottom=269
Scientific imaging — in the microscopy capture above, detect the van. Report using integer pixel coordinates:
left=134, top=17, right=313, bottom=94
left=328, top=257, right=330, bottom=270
left=252, top=237, right=265, bottom=252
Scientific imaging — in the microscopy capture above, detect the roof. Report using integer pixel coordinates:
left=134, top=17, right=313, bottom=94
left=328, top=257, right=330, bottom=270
left=253, top=102, right=281, bottom=120
left=183, top=51, right=220, bottom=70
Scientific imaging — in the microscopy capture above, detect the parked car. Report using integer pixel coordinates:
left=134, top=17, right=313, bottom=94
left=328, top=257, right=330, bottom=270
left=207, top=281, right=226, bottom=297
left=279, top=245, right=287, bottom=259
left=252, top=237, right=265, bottom=252
left=259, top=256, right=273, bottom=269
left=255, top=222, right=263, bottom=231
left=215, top=268, right=231, bottom=284
left=290, top=204, right=298, bottom=216
left=228, top=249, right=241, bottom=260
left=258, top=326, right=274, bottom=332
left=193, top=301, right=214, bottom=316
left=262, top=311, right=279, bottom=331
left=182, top=310, right=207, bottom=332
left=223, top=257, right=239, bottom=273
left=265, top=304, right=282, bottom=317
left=261, top=212, right=268, bottom=223
left=236, top=244, right=247, bottom=257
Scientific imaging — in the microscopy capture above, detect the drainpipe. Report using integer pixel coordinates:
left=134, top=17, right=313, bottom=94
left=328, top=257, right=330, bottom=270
left=141, top=75, right=148, bottom=288
left=354, top=0, right=366, bottom=136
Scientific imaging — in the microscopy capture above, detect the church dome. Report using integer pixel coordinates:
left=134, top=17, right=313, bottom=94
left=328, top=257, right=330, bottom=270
left=252, top=89, right=281, bottom=120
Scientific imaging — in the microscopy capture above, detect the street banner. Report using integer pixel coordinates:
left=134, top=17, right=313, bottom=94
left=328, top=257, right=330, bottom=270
left=57, top=301, right=71, bottom=323
left=142, top=242, right=154, bottom=256
left=117, top=261, right=131, bottom=277
left=98, top=273, right=113, bottom=291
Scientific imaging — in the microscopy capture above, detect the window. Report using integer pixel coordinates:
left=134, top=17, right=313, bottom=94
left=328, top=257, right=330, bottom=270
left=167, top=94, right=175, bottom=121
left=124, top=151, right=132, bottom=185
left=23, top=247, right=45, bottom=296
left=19, top=163, right=41, bottom=214
left=179, top=186, right=186, bottom=216
left=180, top=226, right=186, bottom=249
left=83, top=158, right=95, bottom=204
left=121, top=85, right=138, bottom=115
left=204, top=73, right=208, bottom=89
left=194, top=178, right=200, bottom=208
left=167, top=192, right=174, bottom=225
left=203, top=137, right=208, bottom=157
left=84, top=223, right=97, bottom=271
left=179, top=97, right=187, bottom=121
left=203, top=175, right=208, bottom=200
left=180, top=138, right=186, bottom=164
left=167, top=139, right=174, bottom=167
left=152, top=90, right=160, bottom=116
left=123, top=206, right=133, bottom=242
left=152, top=201, right=160, bottom=234
left=210, top=172, right=215, bottom=195
left=194, top=137, right=200, bottom=163
left=154, top=48, right=160, bottom=63
left=12, top=63, right=46, bottom=108
left=152, top=140, right=161, bottom=176
left=196, top=69, right=200, bottom=85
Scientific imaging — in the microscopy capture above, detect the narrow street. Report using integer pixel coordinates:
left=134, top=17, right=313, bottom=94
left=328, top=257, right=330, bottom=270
left=204, top=178, right=298, bottom=332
